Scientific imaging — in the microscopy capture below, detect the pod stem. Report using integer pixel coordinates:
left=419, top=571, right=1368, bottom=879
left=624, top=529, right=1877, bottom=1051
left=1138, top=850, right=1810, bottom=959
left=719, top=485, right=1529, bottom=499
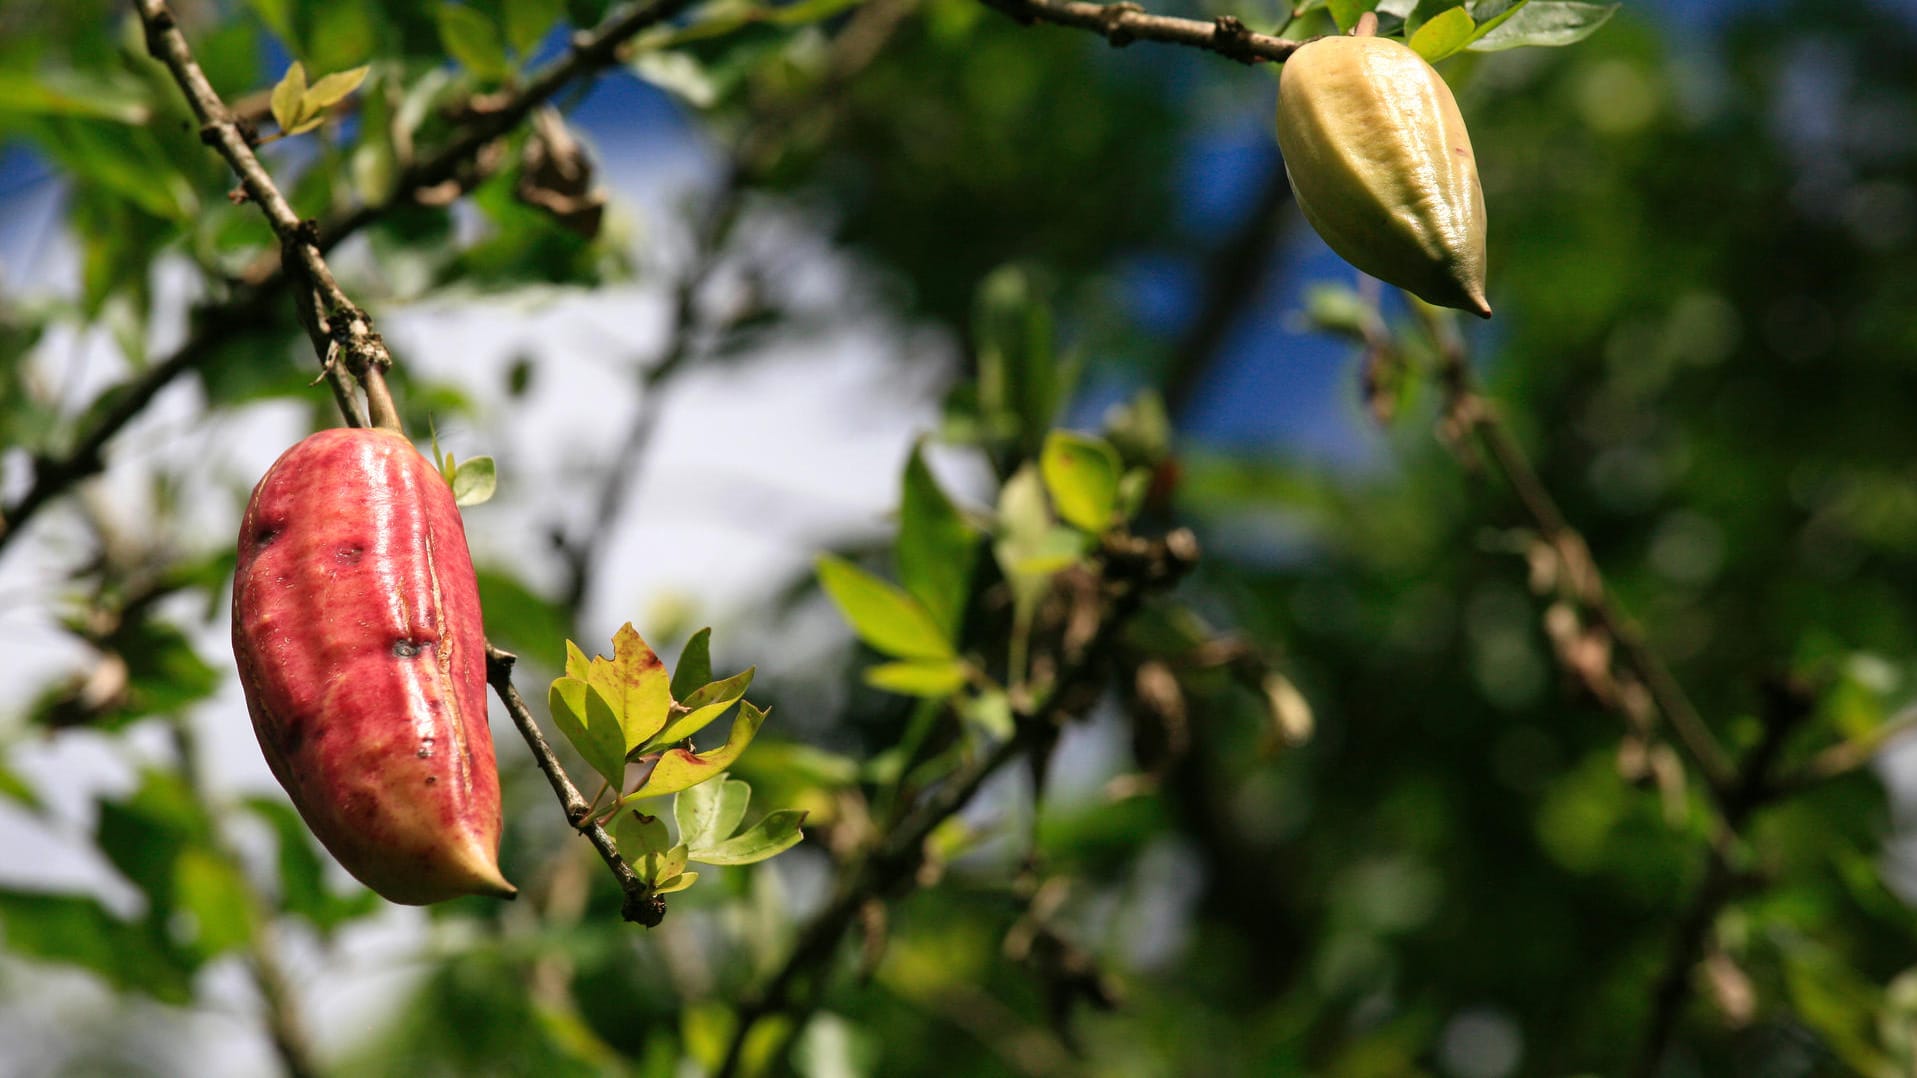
left=361, top=365, right=404, bottom=434
left=1353, top=11, right=1378, bottom=35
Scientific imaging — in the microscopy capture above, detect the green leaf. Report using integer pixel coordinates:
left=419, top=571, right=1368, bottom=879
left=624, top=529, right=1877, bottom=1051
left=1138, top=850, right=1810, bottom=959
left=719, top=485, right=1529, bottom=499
left=436, top=3, right=512, bottom=80
left=897, top=444, right=976, bottom=641
left=549, top=677, right=627, bottom=787
left=865, top=659, right=969, bottom=698
left=241, top=798, right=378, bottom=935
left=1041, top=430, right=1121, bottom=533
left=1405, top=0, right=1463, bottom=34
left=689, top=810, right=806, bottom=866
left=269, top=61, right=306, bottom=134
left=0, top=70, right=151, bottom=124
left=816, top=556, right=954, bottom=661
left=95, top=770, right=203, bottom=922
left=1325, top=0, right=1378, bottom=31
left=627, top=702, right=769, bottom=800
left=613, top=810, right=671, bottom=862
left=974, top=265, right=1061, bottom=454
left=652, top=871, right=699, bottom=894
left=672, top=628, right=714, bottom=701
left=0, top=890, right=191, bottom=1004
left=505, top=0, right=566, bottom=55
left=475, top=568, right=568, bottom=670
left=652, top=667, right=755, bottom=747
left=302, top=63, right=369, bottom=112
left=675, top=775, right=752, bottom=850
left=1467, top=0, right=1615, bottom=50
left=583, top=623, right=674, bottom=752
left=962, top=689, right=1015, bottom=739
left=452, top=455, right=497, bottom=506
left=172, top=848, right=256, bottom=959
left=1408, top=5, right=1475, bottom=62
left=565, top=639, right=591, bottom=682
left=1464, top=0, right=1530, bottom=42
left=0, top=762, right=39, bottom=809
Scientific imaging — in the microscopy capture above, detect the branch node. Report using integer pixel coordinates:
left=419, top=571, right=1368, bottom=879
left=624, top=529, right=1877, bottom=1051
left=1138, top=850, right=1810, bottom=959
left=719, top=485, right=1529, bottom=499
left=622, top=890, right=667, bottom=928
left=1100, top=2, right=1143, bottom=46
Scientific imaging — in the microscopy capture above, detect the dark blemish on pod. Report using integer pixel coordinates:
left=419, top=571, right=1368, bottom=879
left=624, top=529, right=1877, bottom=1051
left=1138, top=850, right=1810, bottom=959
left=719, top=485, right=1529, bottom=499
left=425, top=776, right=438, bottom=785
left=335, top=543, right=365, bottom=564
left=253, top=523, right=281, bottom=549
left=393, top=638, right=432, bottom=658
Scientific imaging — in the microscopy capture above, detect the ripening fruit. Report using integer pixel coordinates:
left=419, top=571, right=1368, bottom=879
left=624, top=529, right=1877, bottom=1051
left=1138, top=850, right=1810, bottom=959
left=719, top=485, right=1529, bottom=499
left=232, top=428, right=513, bottom=905
left=1275, top=32, right=1491, bottom=317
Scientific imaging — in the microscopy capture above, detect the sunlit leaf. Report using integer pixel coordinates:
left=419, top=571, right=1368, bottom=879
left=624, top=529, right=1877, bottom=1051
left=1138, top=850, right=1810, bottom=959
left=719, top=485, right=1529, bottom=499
left=689, top=810, right=806, bottom=866
left=548, top=677, right=626, bottom=787
left=613, top=810, right=670, bottom=862
left=652, top=871, right=699, bottom=894
left=865, top=659, right=969, bottom=698
left=627, top=702, right=768, bottom=800
left=269, top=61, right=306, bottom=134
left=1409, top=6, right=1475, bottom=62
left=452, top=455, right=497, bottom=506
left=1041, top=430, right=1121, bottom=533
left=505, top=0, right=566, bottom=55
left=898, top=443, right=976, bottom=640
left=582, top=624, right=674, bottom=751
left=672, top=628, right=713, bottom=701
left=816, top=556, right=954, bottom=661
left=1467, top=0, right=1615, bottom=50
left=675, top=776, right=752, bottom=851
left=436, top=2, right=512, bottom=80
left=1325, top=0, right=1379, bottom=31
left=652, top=667, right=755, bottom=747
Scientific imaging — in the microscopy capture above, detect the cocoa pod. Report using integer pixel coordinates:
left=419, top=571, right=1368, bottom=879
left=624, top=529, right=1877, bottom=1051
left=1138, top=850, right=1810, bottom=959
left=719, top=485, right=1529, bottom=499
left=1275, top=33, right=1491, bottom=317
left=232, top=428, right=513, bottom=904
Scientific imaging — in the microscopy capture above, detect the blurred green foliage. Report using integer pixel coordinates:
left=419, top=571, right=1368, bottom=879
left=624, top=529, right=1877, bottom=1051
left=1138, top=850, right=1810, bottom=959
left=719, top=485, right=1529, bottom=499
left=2, top=0, right=1916, bottom=1075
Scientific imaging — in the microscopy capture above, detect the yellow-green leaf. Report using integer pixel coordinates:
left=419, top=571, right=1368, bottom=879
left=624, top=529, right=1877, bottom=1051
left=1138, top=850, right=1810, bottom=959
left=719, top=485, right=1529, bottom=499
left=865, top=659, right=968, bottom=698
left=652, top=871, right=699, bottom=894
left=584, top=623, right=674, bottom=752
left=651, top=667, right=754, bottom=748
left=304, top=65, right=369, bottom=109
left=816, top=555, right=953, bottom=660
left=1040, top=430, right=1120, bottom=533
left=1409, top=6, right=1476, bottom=63
left=269, top=61, right=307, bottom=133
left=627, top=702, right=768, bottom=800
left=688, top=810, right=806, bottom=866
left=549, top=677, right=625, bottom=787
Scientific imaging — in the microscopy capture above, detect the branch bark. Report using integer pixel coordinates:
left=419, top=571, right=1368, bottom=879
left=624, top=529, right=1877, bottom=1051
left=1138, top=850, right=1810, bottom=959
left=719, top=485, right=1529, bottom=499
left=486, top=646, right=665, bottom=926
left=978, top=0, right=1302, bottom=63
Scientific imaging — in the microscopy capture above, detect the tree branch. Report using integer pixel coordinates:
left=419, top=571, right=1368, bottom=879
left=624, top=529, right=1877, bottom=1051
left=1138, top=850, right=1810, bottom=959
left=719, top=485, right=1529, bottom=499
left=486, top=646, right=665, bottom=927
left=0, top=0, right=699, bottom=556
left=132, top=0, right=680, bottom=928
left=1416, top=306, right=1738, bottom=795
left=978, top=0, right=1302, bottom=63
left=715, top=528, right=1199, bottom=1077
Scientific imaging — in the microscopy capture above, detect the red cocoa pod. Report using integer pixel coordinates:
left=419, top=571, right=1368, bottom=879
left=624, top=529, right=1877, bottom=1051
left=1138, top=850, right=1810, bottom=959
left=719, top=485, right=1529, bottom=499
left=232, top=428, right=513, bottom=904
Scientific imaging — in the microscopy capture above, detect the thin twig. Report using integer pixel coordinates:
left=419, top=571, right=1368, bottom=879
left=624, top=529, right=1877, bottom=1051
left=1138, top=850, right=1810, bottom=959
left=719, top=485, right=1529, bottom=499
left=978, top=0, right=1303, bottom=63
left=135, top=0, right=387, bottom=424
left=1419, top=307, right=1738, bottom=795
left=487, top=646, right=665, bottom=927
left=135, top=0, right=673, bottom=927
left=1630, top=678, right=1812, bottom=1078
left=1776, top=703, right=1917, bottom=794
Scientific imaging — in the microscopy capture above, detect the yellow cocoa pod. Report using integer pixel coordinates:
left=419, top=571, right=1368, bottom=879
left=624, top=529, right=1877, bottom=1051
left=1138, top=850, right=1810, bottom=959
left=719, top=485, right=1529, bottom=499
left=1275, top=34, right=1491, bottom=318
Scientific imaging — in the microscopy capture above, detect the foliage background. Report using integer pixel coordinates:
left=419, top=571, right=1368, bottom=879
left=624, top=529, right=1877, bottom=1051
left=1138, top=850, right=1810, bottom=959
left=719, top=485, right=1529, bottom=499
left=4, top=0, right=1917, bottom=1075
